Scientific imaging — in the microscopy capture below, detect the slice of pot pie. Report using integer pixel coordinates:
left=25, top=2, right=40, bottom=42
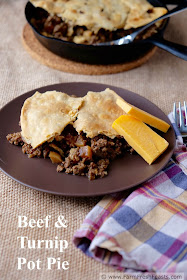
left=7, top=89, right=134, bottom=180
left=73, top=88, right=125, bottom=138
left=30, top=0, right=167, bottom=44
left=20, top=90, right=83, bottom=148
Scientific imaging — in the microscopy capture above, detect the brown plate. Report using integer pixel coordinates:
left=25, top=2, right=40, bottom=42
left=0, top=82, right=175, bottom=196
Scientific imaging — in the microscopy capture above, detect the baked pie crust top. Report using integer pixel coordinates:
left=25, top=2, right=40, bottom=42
left=30, top=0, right=167, bottom=33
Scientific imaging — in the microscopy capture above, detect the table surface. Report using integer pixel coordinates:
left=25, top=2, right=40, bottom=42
left=0, top=1, right=187, bottom=279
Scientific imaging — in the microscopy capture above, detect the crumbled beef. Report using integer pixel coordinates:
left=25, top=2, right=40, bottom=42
left=6, top=132, right=23, bottom=146
left=6, top=125, right=134, bottom=180
left=97, top=158, right=110, bottom=170
left=91, top=135, right=127, bottom=160
left=68, top=148, right=80, bottom=163
left=22, top=143, right=42, bottom=158
left=87, top=159, right=109, bottom=180
left=31, top=10, right=159, bottom=45
left=53, top=22, right=68, bottom=35
left=91, top=137, right=108, bottom=158
left=43, top=15, right=62, bottom=33
left=87, top=162, right=98, bottom=180
left=43, top=146, right=50, bottom=158
left=57, top=163, right=65, bottom=173
left=72, top=161, right=86, bottom=176
left=32, top=14, right=132, bottom=44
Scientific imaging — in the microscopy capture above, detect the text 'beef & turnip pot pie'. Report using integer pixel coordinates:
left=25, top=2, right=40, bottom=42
left=7, top=89, right=136, bottom=181
left=29, top=0, right=167, bottom=44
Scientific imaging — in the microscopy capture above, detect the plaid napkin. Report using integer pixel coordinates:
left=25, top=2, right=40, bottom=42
left=73, top=113, right=187, bottom=273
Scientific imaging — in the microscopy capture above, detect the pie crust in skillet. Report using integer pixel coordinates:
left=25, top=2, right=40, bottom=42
left=30, top=0, right=167, bottom=44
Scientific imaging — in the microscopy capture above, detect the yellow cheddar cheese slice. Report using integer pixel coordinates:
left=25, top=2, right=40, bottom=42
left=112, top=115, right=169, bottom=165
left=116, top=99, right=170, bottom=133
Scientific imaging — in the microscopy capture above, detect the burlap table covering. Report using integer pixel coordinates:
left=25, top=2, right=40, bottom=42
left=0, top=1, right=186, bottom=279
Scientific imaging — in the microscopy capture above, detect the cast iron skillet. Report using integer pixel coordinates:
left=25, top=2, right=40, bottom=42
left=25, top=0, right=187, bottom=64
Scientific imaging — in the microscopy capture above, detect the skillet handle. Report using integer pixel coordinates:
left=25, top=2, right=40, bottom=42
left=146, top=34, right=187, bottom=61
left=163, top=0, right=186, bottom=4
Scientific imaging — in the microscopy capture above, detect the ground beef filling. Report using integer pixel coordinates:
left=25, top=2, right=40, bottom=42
left=31, top=9, right=158, bottom=44
left=6, top=125, right=134, bottom=180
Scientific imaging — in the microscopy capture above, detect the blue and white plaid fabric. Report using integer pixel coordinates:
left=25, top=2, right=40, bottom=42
left=74, top=113, right=187, bottom=274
